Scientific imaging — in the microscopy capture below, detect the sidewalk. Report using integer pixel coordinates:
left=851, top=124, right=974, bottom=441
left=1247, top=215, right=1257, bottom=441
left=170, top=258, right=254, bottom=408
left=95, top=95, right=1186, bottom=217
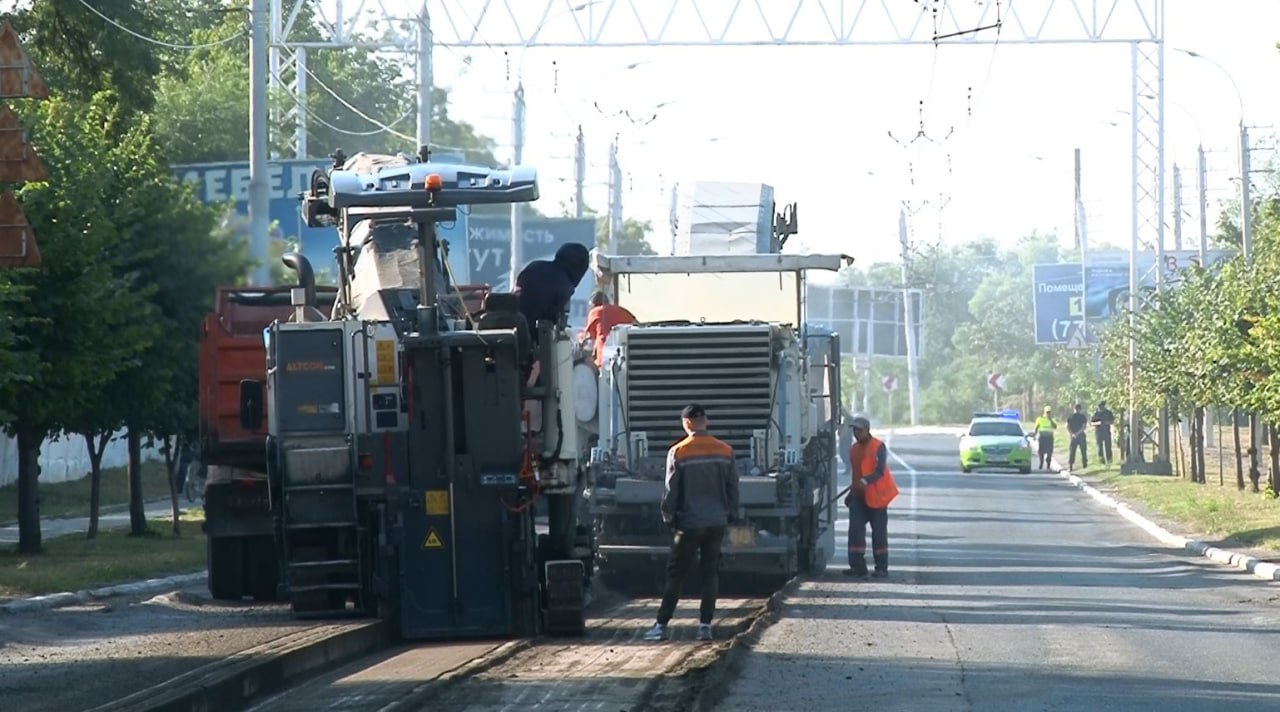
left=0, top=498, right=179, bottom=544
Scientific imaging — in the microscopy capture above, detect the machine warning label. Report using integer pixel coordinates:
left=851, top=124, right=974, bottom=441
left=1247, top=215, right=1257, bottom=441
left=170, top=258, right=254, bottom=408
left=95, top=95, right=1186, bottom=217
left=425, top=490, right=449, bottom=516
left=423, top=528, right=445, bottom=549
left=375, top=340, right=395, bottom=385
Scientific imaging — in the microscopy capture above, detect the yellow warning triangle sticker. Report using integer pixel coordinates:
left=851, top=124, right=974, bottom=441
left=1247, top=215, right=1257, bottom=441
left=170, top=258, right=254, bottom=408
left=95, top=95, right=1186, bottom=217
left=423, top=528, right=444, bottom=549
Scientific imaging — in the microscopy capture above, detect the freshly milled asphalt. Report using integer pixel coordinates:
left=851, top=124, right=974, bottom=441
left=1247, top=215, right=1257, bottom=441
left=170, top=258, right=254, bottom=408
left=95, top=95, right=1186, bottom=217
left=715, top=431, right=1280, bottom=712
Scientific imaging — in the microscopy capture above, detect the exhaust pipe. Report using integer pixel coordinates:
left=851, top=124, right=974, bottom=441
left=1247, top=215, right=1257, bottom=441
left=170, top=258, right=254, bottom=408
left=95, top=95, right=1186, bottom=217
left=281, top=252, right=316, bottom=307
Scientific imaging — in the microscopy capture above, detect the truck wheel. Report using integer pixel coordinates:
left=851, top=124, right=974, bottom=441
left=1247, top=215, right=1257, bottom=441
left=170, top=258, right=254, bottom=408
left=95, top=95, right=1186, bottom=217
left=247, top=535, right=281, bottom=602
left=208, top=536, right=245, bottom=601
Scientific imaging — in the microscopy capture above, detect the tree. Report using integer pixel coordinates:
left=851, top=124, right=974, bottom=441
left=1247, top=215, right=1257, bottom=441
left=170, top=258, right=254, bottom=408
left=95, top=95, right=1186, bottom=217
left=595, top=216, right=658, bottom=256
left=12, top=0, right=167, bottom=116
left=1, top=94, right=146, bottom=553
left=151, top=5, right=499, bottom=166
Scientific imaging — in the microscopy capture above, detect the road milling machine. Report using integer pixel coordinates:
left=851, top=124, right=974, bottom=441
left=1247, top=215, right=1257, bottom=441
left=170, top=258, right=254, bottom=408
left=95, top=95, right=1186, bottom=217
left=577, top=252, right=849, bottom=594
left=235, top=149, right=590, bottom=639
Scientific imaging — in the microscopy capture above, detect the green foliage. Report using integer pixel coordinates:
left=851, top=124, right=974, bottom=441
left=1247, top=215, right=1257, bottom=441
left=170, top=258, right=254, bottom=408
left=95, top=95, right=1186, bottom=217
left=596, top=217, right=658, bottom=256
left=151, top=3, right=498, bottom=165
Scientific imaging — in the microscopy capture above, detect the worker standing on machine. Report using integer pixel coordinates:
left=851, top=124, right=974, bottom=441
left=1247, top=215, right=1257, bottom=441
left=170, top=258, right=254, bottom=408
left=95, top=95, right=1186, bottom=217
left=843, top=417, right=899, bottom=579
left=514, top=242, right=592, bottom=334
left=644, top=404, right=740, bottom=643
left=579, top=290, right=637, bottom=369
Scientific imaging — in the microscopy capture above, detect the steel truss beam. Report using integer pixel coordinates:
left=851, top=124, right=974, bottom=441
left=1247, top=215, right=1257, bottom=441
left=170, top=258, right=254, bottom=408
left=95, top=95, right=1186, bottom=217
left=431, top=0, right=1161, bottom=47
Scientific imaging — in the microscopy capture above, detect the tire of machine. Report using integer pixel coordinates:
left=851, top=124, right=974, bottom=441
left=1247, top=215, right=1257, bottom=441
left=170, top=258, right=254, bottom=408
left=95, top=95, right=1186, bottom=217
left=208, top=536, right=245, bottom=601
left=248, top=534, right=282, bottom=602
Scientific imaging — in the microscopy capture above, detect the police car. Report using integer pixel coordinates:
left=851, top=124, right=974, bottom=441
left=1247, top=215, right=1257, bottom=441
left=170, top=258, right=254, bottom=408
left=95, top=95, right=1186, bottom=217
left=959, top=410, right=1033, bottom=474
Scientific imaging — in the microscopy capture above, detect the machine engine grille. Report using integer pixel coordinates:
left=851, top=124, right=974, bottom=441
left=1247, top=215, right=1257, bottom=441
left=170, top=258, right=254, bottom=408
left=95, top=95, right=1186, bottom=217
left=623, top=325, right=775, bottom=455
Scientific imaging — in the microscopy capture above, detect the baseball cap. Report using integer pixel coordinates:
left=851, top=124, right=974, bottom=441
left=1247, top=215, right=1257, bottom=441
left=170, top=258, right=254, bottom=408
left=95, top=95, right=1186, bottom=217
left=681, top=403, right=706, bottom=420
left=850, top=416, right=871, bottom=431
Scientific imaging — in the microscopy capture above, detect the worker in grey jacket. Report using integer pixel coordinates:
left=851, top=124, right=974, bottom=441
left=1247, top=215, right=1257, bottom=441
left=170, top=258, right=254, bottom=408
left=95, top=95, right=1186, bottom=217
left=644, top=403, right=740, bottom=642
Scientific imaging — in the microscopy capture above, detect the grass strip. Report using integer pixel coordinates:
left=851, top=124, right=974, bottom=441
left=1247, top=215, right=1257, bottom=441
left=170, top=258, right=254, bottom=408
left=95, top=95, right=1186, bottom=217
left=0, top=509, right=206, bottom=599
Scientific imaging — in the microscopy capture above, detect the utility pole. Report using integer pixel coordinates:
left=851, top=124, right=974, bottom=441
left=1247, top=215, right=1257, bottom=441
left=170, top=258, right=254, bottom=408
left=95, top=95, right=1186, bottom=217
left=507, top=82, right=525, bottom=291
left=573, top=125, right=585, bottom=219
left=1241, top=123, right=1253, bottom=260
left=1198, top=145, right=1208, bottom=265
left=416, top=7, right=432, bottom=150
left=607, top=139, right=621, bottom=254
left=1172, top=164, right=1182, bottom=251
left=1073, top=148, right=1082, bottom=250
left=1075, top=148, right=1089, bottom=343
left=1240, top=122, right=1261, bottom=475
left=248, top=0, right=270, bottom=285
left=668, top=181, right=679, bottom=254
left=1199, top=144, right=1214, bottom=447
left=899, top=208, right=920, bottom=427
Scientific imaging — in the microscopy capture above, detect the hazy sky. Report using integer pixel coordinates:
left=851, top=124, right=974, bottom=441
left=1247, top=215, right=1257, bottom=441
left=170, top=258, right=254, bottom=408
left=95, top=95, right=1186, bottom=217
left=392, top=0, right=1279, bottom=273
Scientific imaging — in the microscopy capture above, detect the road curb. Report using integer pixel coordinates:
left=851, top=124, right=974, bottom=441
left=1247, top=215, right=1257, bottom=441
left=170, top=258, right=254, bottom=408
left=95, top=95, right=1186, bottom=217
left=86, top=620, right=389, bottom=712
left=687, top=574, right=804, bottom=711
left=0, top=570, right=207, bottom=614
left=1057, top=464, right=1280, bottom=584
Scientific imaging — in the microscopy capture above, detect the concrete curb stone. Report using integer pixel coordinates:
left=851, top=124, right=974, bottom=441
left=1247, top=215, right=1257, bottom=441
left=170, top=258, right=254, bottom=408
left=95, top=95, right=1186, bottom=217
left=0, top=571, right=206, bottom=613
left=1054, top=459, right=1280, bottom=584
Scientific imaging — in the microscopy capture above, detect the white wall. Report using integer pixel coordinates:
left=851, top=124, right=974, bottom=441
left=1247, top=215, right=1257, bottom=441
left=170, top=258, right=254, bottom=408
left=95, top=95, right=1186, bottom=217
left=0, top=431, right=163, bottom=488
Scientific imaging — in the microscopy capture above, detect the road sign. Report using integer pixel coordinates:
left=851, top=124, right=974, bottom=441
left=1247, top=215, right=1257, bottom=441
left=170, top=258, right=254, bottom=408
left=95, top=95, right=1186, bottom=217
left=987, top=373, right=1005, bottom=391
left=854, top=356, right=871, bottom=372
left=882, top=374, right=898, bottom=393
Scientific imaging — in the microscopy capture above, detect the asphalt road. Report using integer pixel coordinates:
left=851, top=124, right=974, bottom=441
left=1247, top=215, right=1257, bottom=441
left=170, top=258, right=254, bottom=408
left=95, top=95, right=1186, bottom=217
left=715, top=429, right=1280, bottom=712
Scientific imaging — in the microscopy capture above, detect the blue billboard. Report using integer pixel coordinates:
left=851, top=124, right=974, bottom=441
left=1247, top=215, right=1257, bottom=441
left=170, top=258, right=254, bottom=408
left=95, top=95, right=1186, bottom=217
left=172, top=159, right=468, bottom=280
left=466, top=216, right=598, bottom=328
left=1032, top=250, right=1235, bottom=346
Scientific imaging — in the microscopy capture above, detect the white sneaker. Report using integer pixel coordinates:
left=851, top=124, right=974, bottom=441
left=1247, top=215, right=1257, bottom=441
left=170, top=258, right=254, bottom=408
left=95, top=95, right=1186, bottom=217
left=696, top=624, right=713, bottom=641
left=643, top=623, right=667, bottom=641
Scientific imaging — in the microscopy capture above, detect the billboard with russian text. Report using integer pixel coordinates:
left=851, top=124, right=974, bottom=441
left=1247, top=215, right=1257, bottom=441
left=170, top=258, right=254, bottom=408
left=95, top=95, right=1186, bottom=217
left=1032, top=250, right=1235, bottom=345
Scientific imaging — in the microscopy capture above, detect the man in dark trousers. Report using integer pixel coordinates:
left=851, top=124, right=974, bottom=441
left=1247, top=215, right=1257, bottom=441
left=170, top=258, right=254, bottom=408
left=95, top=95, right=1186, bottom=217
left=1067, top=403, right=1089, bottom=471
left=843, top=416, right=894, bottom=579
left=644, top=404, right=740, bottom=643
left=1091, top=401, right=1115, bottom=464
left=514, top=242, right=592, bottom=332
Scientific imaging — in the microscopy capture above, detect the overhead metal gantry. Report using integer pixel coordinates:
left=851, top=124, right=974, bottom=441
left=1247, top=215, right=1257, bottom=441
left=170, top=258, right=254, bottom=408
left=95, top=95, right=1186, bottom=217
left=431, top=0, right=1160, bottom=46
left=266, top=0, right=1168, bottom=466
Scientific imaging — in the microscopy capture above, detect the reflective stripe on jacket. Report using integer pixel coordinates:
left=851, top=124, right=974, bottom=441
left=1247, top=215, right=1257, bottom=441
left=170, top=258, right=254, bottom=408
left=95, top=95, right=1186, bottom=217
left=662, top=431, right=740, bottom=529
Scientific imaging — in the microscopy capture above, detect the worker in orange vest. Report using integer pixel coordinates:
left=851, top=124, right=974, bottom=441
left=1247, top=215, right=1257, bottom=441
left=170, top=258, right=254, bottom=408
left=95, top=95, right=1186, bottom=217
left=579, top=290, right=637, bottom=369
left=843, top=416, right=900, bottom=578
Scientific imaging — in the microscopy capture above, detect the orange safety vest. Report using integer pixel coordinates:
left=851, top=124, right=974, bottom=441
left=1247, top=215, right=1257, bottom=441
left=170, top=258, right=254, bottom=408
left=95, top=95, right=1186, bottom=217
left=849, top=436, right=900, bottom=509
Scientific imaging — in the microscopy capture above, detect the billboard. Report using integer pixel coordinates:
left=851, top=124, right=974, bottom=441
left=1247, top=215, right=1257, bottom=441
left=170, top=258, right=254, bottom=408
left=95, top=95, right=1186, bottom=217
left=465, top=216, right=598, bottom=329
left=172, top=158, right=468, bottom=280
left=1033, top=250, right=1235, bottom=345
left=805, top=284, right=924, bottom=359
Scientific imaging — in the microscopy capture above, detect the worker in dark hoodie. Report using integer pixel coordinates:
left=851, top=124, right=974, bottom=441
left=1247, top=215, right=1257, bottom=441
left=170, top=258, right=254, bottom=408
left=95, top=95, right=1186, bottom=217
left=515, top=241, right=593, bottom=332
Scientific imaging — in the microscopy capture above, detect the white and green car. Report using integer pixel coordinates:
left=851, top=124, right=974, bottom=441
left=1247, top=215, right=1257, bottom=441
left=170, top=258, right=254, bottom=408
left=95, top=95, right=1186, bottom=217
left=959, top=412, right=1033, bottom=474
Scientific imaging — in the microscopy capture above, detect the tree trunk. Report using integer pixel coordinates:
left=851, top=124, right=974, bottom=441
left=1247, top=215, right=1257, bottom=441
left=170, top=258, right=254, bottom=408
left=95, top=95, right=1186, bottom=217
left=1195, top=406, right=1207, bottom=486
left=1270, top=423, right=1280, bottom=496
left=1249, top=412, right=1263, bottom=491
left=1233, top=412, right=1246, bottom=491
left=83, top=432, right=110, bottom=540
left=126, top=423, right=147, bottom=535
left=15, top=424, right=45, bottom=554
left=163, top=434, right=181, bottom=536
